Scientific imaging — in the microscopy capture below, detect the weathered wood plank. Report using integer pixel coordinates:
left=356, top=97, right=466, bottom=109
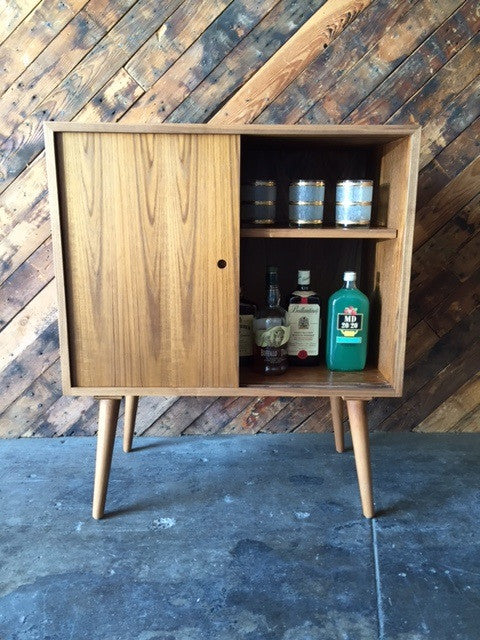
left=171, top=0, right=330, bottom=123
left=375, top=340, right=480, bottom=432
left=0, top=0, right=89, bottom=95
left=414, top=373, right=480, bottom=433
left=142, top=397, right=218, bottom=436
left=0, top=279, right=56, bottom=373
left=208, top=0, right=371, bottom=125
left=418, top=75, right=480, bottom=169
left=415, top=117, right=480, bottom=209
left=414, top=155, right=480, bottom=250
left=404, top=320, right=439, bottom=368
left=121, top=0, right=282, bottom=123
left=451, top=405, right=480, bottom=432
left=0, top=358, right=61, bottom=437
left=0, top=0, right=185, bottom=193
left=368, top=306, right=480, bottom=429
left=256, top=0, right=410, bottom=124
left=298, top=0, right=464, bottom=124
left=258, top=396, right=327, bottom=433
left=345, top=2, right=480, bottom=124
left=292, top=398, right=332, bottom=433
left=0, top=153, right=47, bottom=239
left=411, top=192, right=480, bottom=294
left=216, top=397, right=293, bottom=434
left=425, top=268, right=480, bottom=338
left=0, top=0, right=42, bottom=45
left=126, top=396, right=178, bottom=436
left=0, top=205, right=50, bottom=285
left=0, top=7, right=107, bottom=139
left=450, top=233, right=480, bottom=283
left=183, top=397, right=253, bottom=435
left=72, top=67, right=144, bottom=122
left=125, top=0, right=234, bottom=91
left=0, top=238, right=53, bottom=329
left=28, top=393, right=97, bottom=437
left=0, top=323, right=58, bottom=416
left=434, top=115, right=480, bottom=179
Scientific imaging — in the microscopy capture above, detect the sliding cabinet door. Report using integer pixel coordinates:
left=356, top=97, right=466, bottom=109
left=54, top=131, right=239, bottom=389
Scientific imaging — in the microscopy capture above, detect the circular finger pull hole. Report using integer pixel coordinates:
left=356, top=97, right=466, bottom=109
left=217, top=259, right=227, bottom=269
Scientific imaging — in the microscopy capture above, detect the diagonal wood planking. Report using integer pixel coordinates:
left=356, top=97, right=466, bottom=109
left=0, top=0, right=478, bottom=437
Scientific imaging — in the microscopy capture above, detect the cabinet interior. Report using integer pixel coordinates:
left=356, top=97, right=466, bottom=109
left=239, top=133, right=414, bottom=394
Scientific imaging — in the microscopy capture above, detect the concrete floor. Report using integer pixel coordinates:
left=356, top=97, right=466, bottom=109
left=0, top=433, right=479, bottom=640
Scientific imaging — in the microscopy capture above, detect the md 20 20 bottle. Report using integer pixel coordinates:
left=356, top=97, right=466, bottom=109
left=326, top=271, right=369, bottom=371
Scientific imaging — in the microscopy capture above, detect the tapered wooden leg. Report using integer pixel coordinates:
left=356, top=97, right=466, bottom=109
left=123, top=395, right=139, bottom=453
left=92, top=398, right=120, bottom=519
left=330, top=396, right=345, bottom=453
left=346, top=399, right=375, bottom=518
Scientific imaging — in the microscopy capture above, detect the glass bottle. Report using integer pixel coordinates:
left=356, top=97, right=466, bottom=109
left=239, top=289, right=256, bottom=367
left=253, top=267, right=290, bottom=375
left=326, top=271, right=369, bottom=371
left=287, top=270, right=321, bottom=366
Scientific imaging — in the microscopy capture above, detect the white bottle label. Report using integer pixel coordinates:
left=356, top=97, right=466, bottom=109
left=239, top=314, right=254, bottom=357
left=286, top=304, right=320, bottom=357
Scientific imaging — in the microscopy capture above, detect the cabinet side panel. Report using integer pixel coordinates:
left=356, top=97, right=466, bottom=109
left=375, top=133, right=420, bottom=391
left=56, top=132, right=239, bottom=388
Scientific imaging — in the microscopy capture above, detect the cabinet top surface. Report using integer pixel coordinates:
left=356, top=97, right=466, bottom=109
left=45, top=121, right=420, bottom=142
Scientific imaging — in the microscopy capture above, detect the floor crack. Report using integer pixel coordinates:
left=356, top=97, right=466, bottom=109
left=371, top=517, right=385, bottom=640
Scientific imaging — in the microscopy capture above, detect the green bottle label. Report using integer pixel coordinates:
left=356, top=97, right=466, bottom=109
left=336, top=307, right=363, bottom=344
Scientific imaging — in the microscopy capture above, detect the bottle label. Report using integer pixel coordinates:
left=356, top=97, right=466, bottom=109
left=257, top=346, right=288, bottom=367
left=287, top=304, right=320, bottom=356
left=254, top=325, right=290, bottom=348
left=239, top=314, right=254, bottom=357
left=336, top=307, right=363, bottom=343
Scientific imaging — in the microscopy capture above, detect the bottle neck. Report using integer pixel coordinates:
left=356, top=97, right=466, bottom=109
left=343, top=279, right=357, bottom=290
left=297, top=283, right=310, bottom=291
left=267, top=285, right=281, bottom=307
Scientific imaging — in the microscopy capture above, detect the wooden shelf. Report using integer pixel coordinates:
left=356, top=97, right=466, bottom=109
left=241, top=227, right=397, bottom=239
left=239, top=365, right=394, bottom=397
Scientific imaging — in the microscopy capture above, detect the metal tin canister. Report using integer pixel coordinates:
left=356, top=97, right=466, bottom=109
left=241, top=180, right=276, bottom=226
left=335, top=180, right=373, bottom=227
left=289, top=180, right=325, bottom=226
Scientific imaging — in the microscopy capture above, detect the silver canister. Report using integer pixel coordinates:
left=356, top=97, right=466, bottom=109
left=241, top=180, right=276, bottom=226
left=335, top=180, right=373, bottom=228
left=289, top=180, right=325, bottom=227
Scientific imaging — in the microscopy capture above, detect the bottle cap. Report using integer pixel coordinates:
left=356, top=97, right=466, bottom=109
left=298, top=270, right=310, bottom=285
left=344, top=271, right=357, bottom=282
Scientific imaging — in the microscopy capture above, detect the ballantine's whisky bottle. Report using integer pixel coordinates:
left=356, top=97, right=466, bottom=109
left=253, top=267, right=290, bottom=375
left=326, top=271, right=369, bottom=371
left=287, top=270, right=321, bottom=366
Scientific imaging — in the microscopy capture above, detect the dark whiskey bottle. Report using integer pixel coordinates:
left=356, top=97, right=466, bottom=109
left=253, top=267, right=290, bottom=375
left=239, top=289, right=256, bottom=367
left=287, top=270, right=321, bottom=366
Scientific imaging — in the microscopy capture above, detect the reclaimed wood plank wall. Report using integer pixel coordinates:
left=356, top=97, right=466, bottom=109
left=0, top=0, right=478, bottom=437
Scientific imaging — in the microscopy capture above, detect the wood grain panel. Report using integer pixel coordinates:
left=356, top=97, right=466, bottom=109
left=53, top=131, right=239, bottom=388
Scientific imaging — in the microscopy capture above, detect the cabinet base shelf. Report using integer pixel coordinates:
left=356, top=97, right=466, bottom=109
left=240, top=365, right=393, bottom=397
left=64, top=366, right=396, bottom=398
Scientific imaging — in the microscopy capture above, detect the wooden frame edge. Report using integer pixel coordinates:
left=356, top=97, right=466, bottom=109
left=43, top=124, right=73, bottom=394
left=392, top=128, right=422, bottom=394
left=43, top=121, right=420, bottom=138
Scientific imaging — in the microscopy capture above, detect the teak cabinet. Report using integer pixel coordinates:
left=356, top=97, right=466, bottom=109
left=45, top=122, right=421, bottom=519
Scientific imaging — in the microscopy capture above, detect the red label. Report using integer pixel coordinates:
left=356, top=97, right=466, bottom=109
left=300, top=297, right=308, bottom=304
left=297, top=350, right=308, bottom=359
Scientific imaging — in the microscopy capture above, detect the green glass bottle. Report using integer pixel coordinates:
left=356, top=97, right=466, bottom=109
left=326, top=271, right=369, bottom=371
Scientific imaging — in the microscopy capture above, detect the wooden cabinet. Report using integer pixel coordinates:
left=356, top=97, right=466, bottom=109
left=45, top=122, right=421, bottom=519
